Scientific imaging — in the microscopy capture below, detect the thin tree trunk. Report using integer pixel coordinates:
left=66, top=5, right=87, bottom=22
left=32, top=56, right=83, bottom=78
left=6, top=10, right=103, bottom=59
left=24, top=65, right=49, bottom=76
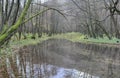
left=0, top=0, right=32, bottom=47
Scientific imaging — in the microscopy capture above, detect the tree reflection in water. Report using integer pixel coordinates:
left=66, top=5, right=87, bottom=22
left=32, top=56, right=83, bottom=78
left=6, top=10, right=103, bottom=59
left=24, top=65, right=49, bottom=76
left=2, top=39, right=120, bottom=78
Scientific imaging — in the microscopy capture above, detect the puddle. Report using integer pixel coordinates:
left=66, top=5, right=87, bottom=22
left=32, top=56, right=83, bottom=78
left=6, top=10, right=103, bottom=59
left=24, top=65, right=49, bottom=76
left=2, top=39, right=120, bottom=78
left=6, top=57, right=99, bottom=78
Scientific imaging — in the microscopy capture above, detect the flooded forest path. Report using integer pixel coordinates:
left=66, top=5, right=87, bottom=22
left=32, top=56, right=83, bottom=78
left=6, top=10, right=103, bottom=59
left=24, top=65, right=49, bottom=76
left=1, top=39, right=120, bottom=78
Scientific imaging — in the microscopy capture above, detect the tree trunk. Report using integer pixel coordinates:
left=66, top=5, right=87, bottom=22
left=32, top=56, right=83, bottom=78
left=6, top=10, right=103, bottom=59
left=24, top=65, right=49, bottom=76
left=0, top=0, right=32, bottom=47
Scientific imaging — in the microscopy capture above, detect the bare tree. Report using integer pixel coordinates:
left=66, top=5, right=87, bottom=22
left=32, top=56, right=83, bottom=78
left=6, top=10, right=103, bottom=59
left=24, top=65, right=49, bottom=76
left=104, top=0, right=120, bottom=38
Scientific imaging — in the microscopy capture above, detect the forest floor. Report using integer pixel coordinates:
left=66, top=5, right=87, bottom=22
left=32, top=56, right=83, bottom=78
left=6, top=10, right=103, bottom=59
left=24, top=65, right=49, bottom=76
left=9, top=32, right=120, bottom=48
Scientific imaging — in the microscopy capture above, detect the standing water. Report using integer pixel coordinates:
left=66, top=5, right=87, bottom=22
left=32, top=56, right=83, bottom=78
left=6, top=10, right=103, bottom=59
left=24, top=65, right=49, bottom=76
left=3, top=39, right=120, bottom=78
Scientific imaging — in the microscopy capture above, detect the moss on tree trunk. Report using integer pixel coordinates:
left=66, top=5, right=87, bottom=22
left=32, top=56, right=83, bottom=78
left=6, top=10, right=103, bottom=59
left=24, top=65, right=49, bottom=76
left=0, top=0, right=32, bottom=46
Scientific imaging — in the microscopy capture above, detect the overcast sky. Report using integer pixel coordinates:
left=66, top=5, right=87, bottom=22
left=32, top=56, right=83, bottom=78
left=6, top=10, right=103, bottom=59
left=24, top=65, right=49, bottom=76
left=37, top=0, right=48, bottom=3
left=19, top=0, right=48, bottom=6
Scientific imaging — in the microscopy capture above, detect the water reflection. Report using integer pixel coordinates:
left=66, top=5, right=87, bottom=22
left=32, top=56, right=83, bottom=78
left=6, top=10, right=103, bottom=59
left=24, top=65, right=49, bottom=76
left=7, top=58, right=99, bottom=78
left=2, top=39, right=120, bottom=78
